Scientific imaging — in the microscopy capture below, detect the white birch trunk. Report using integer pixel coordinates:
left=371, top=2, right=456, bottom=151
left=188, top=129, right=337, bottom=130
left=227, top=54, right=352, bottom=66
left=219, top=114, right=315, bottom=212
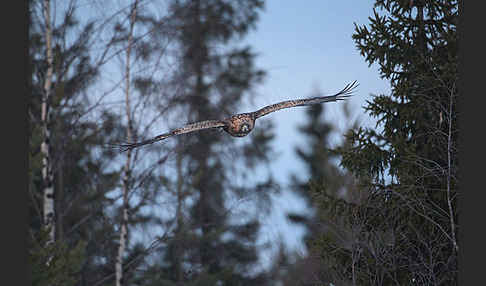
left=42, top=0, right=55, bottom=246
left=446, top=87, right=458, bottom=253
left=175, top=152, right=184, bottom=282
left=116, top=2, right=138, bottom=285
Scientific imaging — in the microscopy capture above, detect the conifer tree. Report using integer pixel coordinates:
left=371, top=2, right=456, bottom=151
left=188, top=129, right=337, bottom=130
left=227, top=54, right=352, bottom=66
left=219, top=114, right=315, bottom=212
left=139, top=0, right=275, bottom=284
left=343, top=0, right=459, bottom=260
left=286, top=94, right=354, bottom=239
left=291, top=100, right=351, bottom=196
left=286, top=0, right=459, bottom=285
left=277, top=96, right=359, bottom=285
left=348, top=1, right=457, bottom=283
left=277, top=1, right=458, bottom=285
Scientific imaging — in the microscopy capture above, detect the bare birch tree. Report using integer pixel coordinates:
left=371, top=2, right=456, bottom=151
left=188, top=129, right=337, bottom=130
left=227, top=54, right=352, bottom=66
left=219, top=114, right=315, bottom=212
left=116, top=1, right=139, bottom=285
left=29, top=0, right=180, bottom=284
left=41, top=0, right=55, bottom=248
left=446, top=84, right=458, bottom=253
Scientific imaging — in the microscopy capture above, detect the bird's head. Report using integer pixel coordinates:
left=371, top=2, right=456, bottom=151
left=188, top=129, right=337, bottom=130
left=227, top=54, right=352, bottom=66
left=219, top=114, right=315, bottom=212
left=224, top=113, right=255, bottom=137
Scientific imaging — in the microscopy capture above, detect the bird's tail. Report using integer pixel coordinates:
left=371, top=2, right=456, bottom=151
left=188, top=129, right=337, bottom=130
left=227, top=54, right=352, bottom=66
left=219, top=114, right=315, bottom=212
left=105, top=137, right=161, bottom=153
left=305, top=80, right=359, bottom=105
left=334, top=80, right=359, bottom=100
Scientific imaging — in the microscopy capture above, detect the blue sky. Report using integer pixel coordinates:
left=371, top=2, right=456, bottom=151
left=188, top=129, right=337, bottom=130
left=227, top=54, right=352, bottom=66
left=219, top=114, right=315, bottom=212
left=241, top=0, right=392, bottom=266
left=245, top=0, right=391, bottom=185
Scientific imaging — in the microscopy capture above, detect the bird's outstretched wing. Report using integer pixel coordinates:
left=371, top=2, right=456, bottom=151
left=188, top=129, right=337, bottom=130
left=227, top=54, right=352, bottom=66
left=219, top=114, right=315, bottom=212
left=252, top=80, right=358, bottom=119
left=114, top=119, right=226, bottom=152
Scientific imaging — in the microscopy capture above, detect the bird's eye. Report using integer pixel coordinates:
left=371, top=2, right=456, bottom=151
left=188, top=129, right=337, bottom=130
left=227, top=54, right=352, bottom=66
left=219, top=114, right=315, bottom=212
left=241, top=124, right=249, bottom=132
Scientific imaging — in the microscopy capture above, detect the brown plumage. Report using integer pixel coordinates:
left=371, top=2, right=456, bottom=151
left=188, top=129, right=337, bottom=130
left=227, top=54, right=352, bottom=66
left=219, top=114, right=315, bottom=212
left=114, top=80, right=358, bottom=152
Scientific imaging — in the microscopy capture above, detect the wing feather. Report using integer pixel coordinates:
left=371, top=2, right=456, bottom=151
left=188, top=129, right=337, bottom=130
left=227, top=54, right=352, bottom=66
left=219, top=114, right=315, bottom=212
left=115, top=119, right=226, bottom=152
left=253, top=80, right=358, bottom=119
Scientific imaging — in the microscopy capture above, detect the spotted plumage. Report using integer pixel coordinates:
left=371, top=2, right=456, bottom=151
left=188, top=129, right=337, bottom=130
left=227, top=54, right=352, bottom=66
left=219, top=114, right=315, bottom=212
left=223, top=113, right=256, bottom=137
left=115, top=81, right=358, bottom=152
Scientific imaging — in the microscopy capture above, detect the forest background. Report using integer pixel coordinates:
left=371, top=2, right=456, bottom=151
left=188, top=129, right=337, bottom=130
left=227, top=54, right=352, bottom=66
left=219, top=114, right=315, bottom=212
left=28, top=0, right=458, bottom=285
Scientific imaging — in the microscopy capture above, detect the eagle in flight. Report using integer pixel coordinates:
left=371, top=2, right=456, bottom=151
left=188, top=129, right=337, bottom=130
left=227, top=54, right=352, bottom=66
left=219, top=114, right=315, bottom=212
left=116, top=80, right=358, bottom=152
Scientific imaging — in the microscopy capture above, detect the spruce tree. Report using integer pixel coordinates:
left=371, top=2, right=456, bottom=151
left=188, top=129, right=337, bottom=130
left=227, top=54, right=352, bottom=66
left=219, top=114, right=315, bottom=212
left=278, top=0, right=458, bottom=284
left=349, top=2, right=458, bottom=284
left=140, top=0, right=275, bottom=284
left=343, top=0, right=459, bottom=263
left=291, top=100, right=350, bottom=196
left=279, top=95, right=359, bottom=286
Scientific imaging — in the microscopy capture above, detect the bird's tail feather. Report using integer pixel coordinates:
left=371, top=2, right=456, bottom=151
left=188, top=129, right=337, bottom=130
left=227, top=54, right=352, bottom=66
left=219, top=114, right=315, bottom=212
left=335, top=80, right=359, bottom=98
left=105, top=137, right=160, bottom=153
